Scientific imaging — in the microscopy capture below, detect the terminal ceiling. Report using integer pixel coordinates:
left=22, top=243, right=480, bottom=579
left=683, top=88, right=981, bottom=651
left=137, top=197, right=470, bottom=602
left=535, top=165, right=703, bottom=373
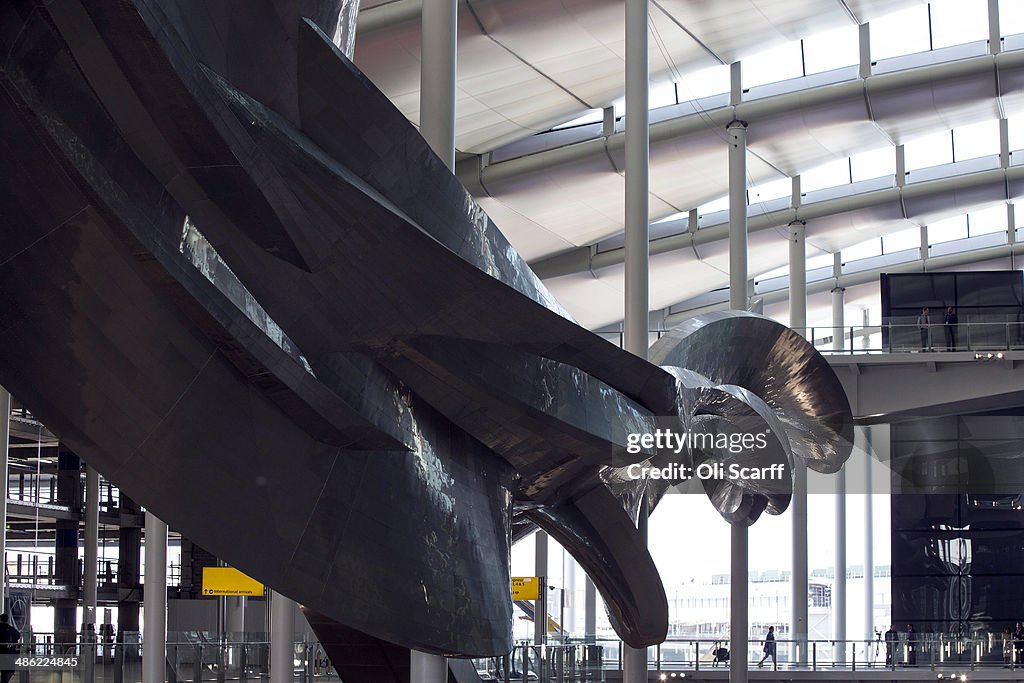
left=354, top=0, right=1023, bottom=328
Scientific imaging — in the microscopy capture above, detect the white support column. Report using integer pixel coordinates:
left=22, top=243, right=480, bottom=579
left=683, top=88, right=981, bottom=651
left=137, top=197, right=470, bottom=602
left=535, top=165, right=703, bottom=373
left=989, top=0, right=1002, bottom=55
left=1010, top=204, right=1017, bottom=266
left=864, top=427, right=875, bottom=640
left=859, top=23, right=872, bottom=80
left=584, top=578, right=596, bottom=641
left=563, top=550, right=577, bottom=636
left=226, top=597, right=246, bottom=641
left=789, top=221, right=806, bottom=336
left=270, top=591, right=296, bottom=683
left=534, top=530, right=548, bottom=646
left=730, top=62, right=743, bottom=107
left=410, top=651, right=449, bottom=683
left=728, top=122, right=748, bottom=312
left=0, top=388, right=9, bottom=613
left=623, top=0, right=651, bottom=678
left=920, top=225, right=929, bottom=268
left=862, top=308, right=871, bottom=351
left=419, top=0, right=457, bottom=171
left=143, top=512, right=167, bottom=683
left=623, top=0, right=650, bottom=360
left=830, top=282, right=849, bottom=661
left=896, top=144, right=906, bottom=188
left=731, top=525, right=748, bottom=683
left=1000, top=118, right=1010, bottom=169
left=791, top=175, right=802, bottom=209
left=792, top=462, right=808, bottom=666
left=417, top=4, right=456, bottom=677
left=789, top=219, right=808, bottom=667
left=832, top=286, right=846, bottom=352
left=603, top=106, right=616, bottom=138
left=834, top=466, right=847, bottom=662
left=84, top=467, right=100, bottom=628
left=728, top=118, right=749, bottom=683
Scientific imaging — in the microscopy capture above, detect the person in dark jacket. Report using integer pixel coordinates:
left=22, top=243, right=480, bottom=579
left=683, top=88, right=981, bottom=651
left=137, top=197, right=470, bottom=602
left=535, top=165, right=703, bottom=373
left=884, top=624, right=898, bottom=667
left=906, top=624, right=917, bottom=665
left=0, top=614, right=20, bottom=683
left=1013, top=621, right=1024, bottom=667
left=944, top=307, right=958, bottom=351
left=757, top=625, right=776, bottom=669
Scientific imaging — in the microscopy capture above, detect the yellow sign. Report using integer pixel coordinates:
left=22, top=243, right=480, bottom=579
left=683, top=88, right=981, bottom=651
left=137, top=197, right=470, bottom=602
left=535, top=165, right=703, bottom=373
left=202, top=567, right=264, bottom=596
left=511, top=576, right=539, bottom=600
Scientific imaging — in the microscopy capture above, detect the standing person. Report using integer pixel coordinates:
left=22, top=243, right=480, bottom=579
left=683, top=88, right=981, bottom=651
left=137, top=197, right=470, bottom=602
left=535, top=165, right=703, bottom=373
left=0, top=614, right=20, bottom=683
left=757, top=625, right=776, bottom=669
left=918, top=308, right=931, bottom=351
left=944, top=306, right=958, bottom=351
left=1013, top=621, right=1024, bottom=667
left=884, top=624, right=898, bottom=667
left=1005, top=626, right=1013, bottom=667
left=906, top=623, right=917, bottom=666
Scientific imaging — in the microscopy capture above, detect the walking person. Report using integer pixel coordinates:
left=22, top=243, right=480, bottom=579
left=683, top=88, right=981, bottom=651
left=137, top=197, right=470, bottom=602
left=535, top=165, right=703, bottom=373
left=918, top=308, right=931, bottom=351
left=757, top=625, right=776, bottom=669
left=885, top=624, right=898, bottom=667
left=906, top=623, right=917, bottom=666
left=1013, top=621, right=1024, bottom=667
left=944, top=306, right=958, bottom=351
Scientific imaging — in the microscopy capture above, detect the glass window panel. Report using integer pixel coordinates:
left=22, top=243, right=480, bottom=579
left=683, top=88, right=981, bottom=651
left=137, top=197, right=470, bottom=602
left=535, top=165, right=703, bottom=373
left=801, top=158, right=851, bottom=192
left=802, top=25, right=859, bottom=74
left=807, top=252, right=835, bottom=270
left=930, top=0, right=988, bottom=49
left=653, top=210, right=687, bottom=225
left=928, top=214, right=968, bottom=243
left=843, top=238, right=883, bottom=261
left=698, top=195, right=729, bottom=216
left=748, top=176, right=791, bottom=204
left=742, top=41, right=804, bottom=89
left=650, top=81, right=678, bottom=109
left=757, top=264, right=788, bottom=280
left=953, top=119, right=999, bottom=161
left=870, top=5, right=931, bottom=60
left=676, top=64, right=730, bottom=101
left=851, top=145, right=896, bottom=182
left=1009, top=118, right=1024, bottom=153
left=904, top=130, right=954, bottom=170
left=883, top=227, right=921, bottom=253
left=1000, top=0, right=1024, bottom=36
left=551, top=110, right=602, bottom=130
left=968, top=204, right=1008, bottom=236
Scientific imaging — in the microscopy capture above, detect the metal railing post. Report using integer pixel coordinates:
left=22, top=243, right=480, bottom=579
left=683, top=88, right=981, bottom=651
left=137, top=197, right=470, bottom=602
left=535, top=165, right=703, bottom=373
left=849, top=326, right=854, bottom=354
left=812, top=641, right=816, bottom=670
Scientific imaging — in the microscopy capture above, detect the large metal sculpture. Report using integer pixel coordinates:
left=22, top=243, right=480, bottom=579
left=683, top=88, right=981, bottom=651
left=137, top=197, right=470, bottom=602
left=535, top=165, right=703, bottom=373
left=0, top=0, right=852, bottom=676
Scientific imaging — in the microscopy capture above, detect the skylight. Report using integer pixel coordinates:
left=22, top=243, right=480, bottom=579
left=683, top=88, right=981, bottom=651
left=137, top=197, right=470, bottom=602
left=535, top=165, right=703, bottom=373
left=930, top=0, right=988, bottom=49
left=870, top=5, right=931, bottom=60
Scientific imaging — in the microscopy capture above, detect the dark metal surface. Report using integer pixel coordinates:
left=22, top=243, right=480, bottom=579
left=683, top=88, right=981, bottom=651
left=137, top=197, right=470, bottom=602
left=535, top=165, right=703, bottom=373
left=0, top=0, right=852, bottom=659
